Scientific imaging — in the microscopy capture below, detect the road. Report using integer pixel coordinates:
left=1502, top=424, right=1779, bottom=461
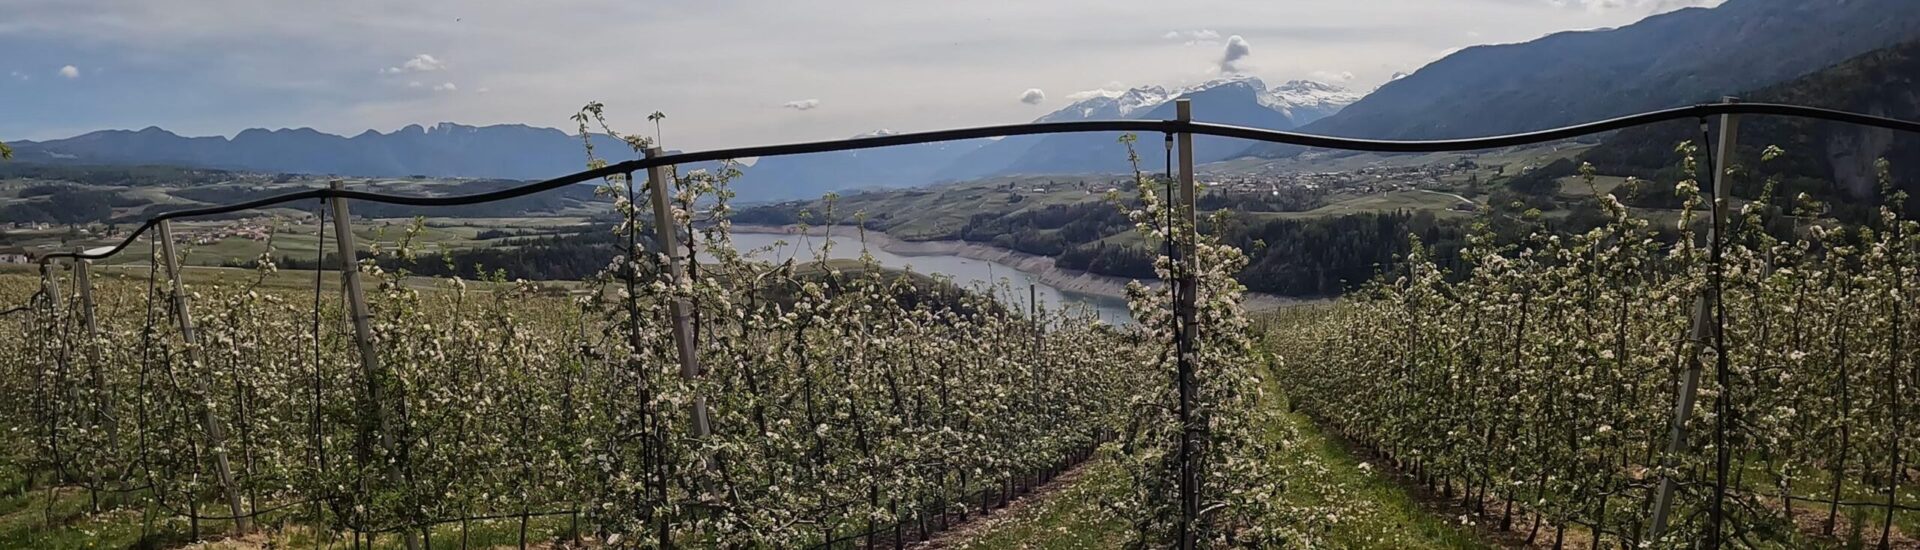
left=1419, top=189, right=1474, bottom=205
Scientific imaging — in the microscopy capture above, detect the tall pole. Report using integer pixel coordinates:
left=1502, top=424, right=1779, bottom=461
left=1174, top=98, right=1201, bottom=550
left=1030, top=284, right=1040, bottom=352
left=75, top=259, right=97, bottom=342
left=38, top=260, right=57, bottom=317
left=76, top=258, right=103, bottom=423
left=76, top=258, right=110, bottom=510
left=328, top=181, right=420, bottom=550
left=157, top=219, right=250, bottom=532
left=1648, top=96, right=1738, bottom=544
left=38, top=259, right=64, bottom=504
left=646, top=149, right=711, bottom=456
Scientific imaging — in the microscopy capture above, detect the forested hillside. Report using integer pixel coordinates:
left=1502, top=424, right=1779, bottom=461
left=1583, top=39, right=1920, bottom=221
left=736, top=176, right=1470, bottom=297
left=1273, top=0, right=1920, bottom=143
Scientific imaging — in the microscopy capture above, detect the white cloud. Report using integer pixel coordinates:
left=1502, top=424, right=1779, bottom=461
left=9, top=71, right=28, bottom=81
left=0, top=0, right=1720, bottom=146
left=1019, top=88, right=1046, bottom=105
left=406, top=81, right=423, bottom=88
left=1067, top=89, right=1120, bottom=101
left=782, top=98, right=821, bottom=111
left=1219, top=35, right=1251, bottom=73
left=1165, top=29, right=1222, bottom=46
left=382, top=53, right=445, bottom=74
left=1066, top=82, right=1130, bottom=101
left=1308, top=70, right=1355, bottom=83
left=477, top=87, right=491, bottom=94
left=432, top=82, right=457, bottom=92
left=58, top=65, right=79, bottom=78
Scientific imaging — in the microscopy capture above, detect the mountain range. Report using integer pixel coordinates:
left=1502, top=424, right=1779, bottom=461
left=12, top=77, right=1358, bottom=202
left=8, top=123, right=641, bottom=181
left=736, top=76, right=1362, bottom=201
left=1577, top=38, right=1920, bottom=214
left=11, top=0, right=1920, bottom=203
left=933, top=77, right=1361, bottom=181
left=729, top=131, right=992, bottom=202
left=1267, top=0, right=1920, bottom=148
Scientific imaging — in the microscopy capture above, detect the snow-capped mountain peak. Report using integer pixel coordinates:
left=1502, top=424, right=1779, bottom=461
left=1278, top=79, right=1343, bottom=93
left=1114, top=85, right=1173, bottom=116
left=1042, top=76, right=1360, bottom=125
left=1045, top=85, right=1174, bottom=122
left=1266, top=79, right=1366, bottom=112
left=1181, top=73, right=1266, bottom=93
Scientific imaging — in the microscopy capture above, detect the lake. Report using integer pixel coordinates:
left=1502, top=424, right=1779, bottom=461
left=716, top=231, right=1134, bottom=324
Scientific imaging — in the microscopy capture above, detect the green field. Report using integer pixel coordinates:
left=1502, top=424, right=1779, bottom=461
left=1246, top=189, right=1475, bottom=221
left=3, top=216, right=595, bottom=269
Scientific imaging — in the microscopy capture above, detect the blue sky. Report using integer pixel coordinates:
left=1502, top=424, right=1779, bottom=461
left=1, top=0, right=1718, bottom=150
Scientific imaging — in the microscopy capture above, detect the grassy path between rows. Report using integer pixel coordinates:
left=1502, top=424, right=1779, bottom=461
left=938, top=359, right=1494, bottom=549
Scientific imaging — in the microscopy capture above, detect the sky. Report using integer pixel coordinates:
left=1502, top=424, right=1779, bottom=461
left=1, top=0, right=1722, bottom=150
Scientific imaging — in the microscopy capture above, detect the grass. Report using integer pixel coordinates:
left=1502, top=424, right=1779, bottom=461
left=167, top=219, right=492, bottom=266
left=940, top=461, right=1132, bottom=550
left=1246, top=189, right=1474, bottom=221
left=793, top=175, right=1120, bottom=241
left=1737, top=457, right=1920, bottom=545
left=4, top=216, right=591, bottom=270
left=0, top=262, right=568, bottom=295
left=1554, top=175, right=1631, bottom=198
left=1254, top=378, right=1491, bottom=549
left=0, top=483, right=588, bottom=550
left=940, top=352, right=1492, bottom=549
left=1204, top=142, right=1591, bottom=179
left=0, top=425, right=586, bottom=549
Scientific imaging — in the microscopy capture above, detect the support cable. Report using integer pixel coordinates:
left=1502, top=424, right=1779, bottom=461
left=1699, top=118, right=1730, bottom=548
left=310, top=199, right=331, bottom=533
left=29, top=103, right=1920, bottom=269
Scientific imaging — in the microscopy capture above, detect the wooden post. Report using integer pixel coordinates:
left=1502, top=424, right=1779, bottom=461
left=1173, top=98, right=1201, bottom=550
left=1648, top=97, right=1738, bottom=542
left=157, top=219, right=250, bottom=532
left=645, top=149, right=712, bottom=450
left=327, top=181, right=421, bottom=550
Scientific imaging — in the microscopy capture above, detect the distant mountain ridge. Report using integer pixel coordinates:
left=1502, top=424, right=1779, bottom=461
left=731, top=131, right=991, bottom=202
left=732, top=76, right=1360, bottom=201
left=1268, top=0, right=1920, bottom=147
left=14, top=76, right=1356, bottom=202
left=10, top=123, right=636, bottom=181
left=932, top=76, right=1361, bottom=181
left=1578, top=39, right=1920, bottom=216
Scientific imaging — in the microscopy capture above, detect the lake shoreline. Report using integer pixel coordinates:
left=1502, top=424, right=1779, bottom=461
left=729, top=224, right=1305, bottom=311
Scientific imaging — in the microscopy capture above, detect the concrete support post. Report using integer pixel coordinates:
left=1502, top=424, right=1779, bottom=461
left=158, top=219, right=250, bottom=533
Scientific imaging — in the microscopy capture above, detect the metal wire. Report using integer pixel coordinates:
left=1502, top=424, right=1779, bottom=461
left=308, top=199, right=330, bottom=523
left=27, top=102, right=1920, bottom=267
